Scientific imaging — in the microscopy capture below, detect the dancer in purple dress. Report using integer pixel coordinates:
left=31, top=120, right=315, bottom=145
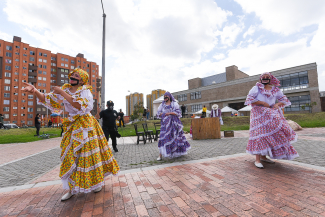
left=157, top=92, right=191, bottom=161
left=210, top=104, right=223, bottom=125
left=245, top=72, right=299, bottom=169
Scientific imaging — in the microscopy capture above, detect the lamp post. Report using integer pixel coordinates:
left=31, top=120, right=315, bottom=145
left=101, top=0, right=106, bottom=111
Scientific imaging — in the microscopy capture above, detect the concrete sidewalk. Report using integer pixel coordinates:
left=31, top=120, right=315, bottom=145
left=2, top=154, right=325, bottom=217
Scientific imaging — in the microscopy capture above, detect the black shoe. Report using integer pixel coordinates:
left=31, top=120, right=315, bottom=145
left=113, top=148, right=118, bottom=152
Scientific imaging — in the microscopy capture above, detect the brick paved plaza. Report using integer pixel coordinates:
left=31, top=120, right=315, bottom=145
left=0, top=128, right=325, bottom=216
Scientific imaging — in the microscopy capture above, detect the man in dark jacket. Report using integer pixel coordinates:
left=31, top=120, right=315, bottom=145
left=118, top=109, right=125, bottom=127
left=34, top=114, right=41, bottom=136
left=181, top=104, right=186, bottom=118
left=100, top=100, right=120, bottom=152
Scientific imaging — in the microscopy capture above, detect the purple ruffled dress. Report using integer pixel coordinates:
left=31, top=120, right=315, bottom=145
left=157, top=103, right=191, bottom=158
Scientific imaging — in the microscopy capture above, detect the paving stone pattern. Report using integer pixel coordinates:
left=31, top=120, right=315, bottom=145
left=0, top=148, right=61, bottom=188
left=1, top=137, right=324, bottom=188
left=2, top=154, right=325, bottom=217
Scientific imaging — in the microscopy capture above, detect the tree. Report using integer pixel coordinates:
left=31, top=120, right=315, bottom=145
left=130, top=102, right=144, bottom=121
left=301, top=102, right=317, bottom=113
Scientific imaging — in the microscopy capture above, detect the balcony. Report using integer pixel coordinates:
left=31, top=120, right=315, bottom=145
left=96, top=87, right=101, bottom=92
left=28, top=65, right=38, bottom=71
left=28, top=77, right=37, bottom=83
left=96, top=78, right=101, bottom=82
left=96, top=82, right=101, bottom=88
left=28, top=71, right=37, bottom=76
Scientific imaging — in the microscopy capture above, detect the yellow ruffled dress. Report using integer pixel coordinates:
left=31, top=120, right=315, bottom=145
left=37, top=84, right=119, bottom=194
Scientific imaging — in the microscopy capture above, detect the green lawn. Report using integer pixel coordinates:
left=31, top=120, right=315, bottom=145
left=0, top=128, right=61, bottom=144
left=1, top=112, right=324, bottom=144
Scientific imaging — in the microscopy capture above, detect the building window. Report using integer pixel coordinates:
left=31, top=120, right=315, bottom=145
left=190, top=91, right=201, bottom=100
left=191, top=104, right=202, bottom=112
left=44, top=53, right=47, bottom=57
left=65, top=75, right=68, bottom=78
left=65, top=69, right=68, bottom=73
left=15, top=65, right=19, bottom=68
left=39, top=52, right=42, bottom=56
left=38, top=77, right=42, bottom=80
left=22, top=73, right=27, bottom=76
left=28, top=108, right=33, bottom=112
left=15, top=45, right=20, bottom=48
left=4, top=93, right=10, bottom=98
left=284, top=95, right=311, bottom=112
left=51, top=57, right=56, bottom=61
left=13, top=114, right=18, bottom=117
left=28, top=95, right=33, bottom=99
left=178, top=94, right=187, bottom=102
left=43, top=71, right=47, bottom=75
left=28, top=114, right=33, bottom=118
left=22, top=100, right=26, bottom=102
left=61, top=80, right=65, bottom=83
left=278, top=71, right=309, bottom=91
left=14, top=93, right=18, bottom=95
left=15, top=59, right=19, bottom=61
left=13, top=99, right=18, bottom=102
left=71, top=60, right=75, bottom=64
left=5, top=72, right=11, bottom=77
left=51, top=74, right=56, bottom=77
left=5, top=66, right=11, bottom=70
left=23, top=67, right=27, bottom=69
left=28, top=101, right=33, bottom=106
left=3, top=107, right=9, bottom=112
left=30, top=51, right=35, bottom=55
left=39, top=64, right=42, bottom=68
left=27, top=121, right=33, bottom=125
left=14, top=79, right=18, bottom=82
left=22, top=93, right=26, bottom=96
left=30, top=57, right=35, bottom=61
left=43, top=59, right=47, bottom=63
left=3, top=100, right=10, bottom=105
left=43, top=65, right=47, bottom=69
left=4, top=79, right=11, bottom=84
left=15, top=52, right=20, bottom=55
left=6, top=52, right=12, bottom=57
left=65, top=58, right=68, bottom=61
left=61, top=63, right=64, bottom=67
left=23, top=60, right=27, bottom=63
left=14, top=86, right=18, bottom=89
left=23, top=47, right=28, bottom=50
left=39, top=58, right=42, bottom=62
left=43, top=83, right=46, bottom=87
left=65, top=64, right=68, bottom=67
left=6, top=45, right=12, bottom=50
left=21, top=107, right=25, bottom=109
left=23, top=54, right=27, bottom=56
left=4, top=86, right=10, bottom=91
left=71, top=66, right=74, bottom=69
left=5, top=59, right=12, bottom=63
left=61, top=74, right=64, bottom=78
left=13, top=107, right=17, bottom=109
left=38, top=70, right=42, bottom=74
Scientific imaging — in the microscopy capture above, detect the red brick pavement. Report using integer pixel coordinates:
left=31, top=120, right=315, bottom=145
left=2, top=155, right=325, bottom=216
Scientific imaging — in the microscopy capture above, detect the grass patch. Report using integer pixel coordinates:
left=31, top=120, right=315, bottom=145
left=0, top=128, right=61, bottom=144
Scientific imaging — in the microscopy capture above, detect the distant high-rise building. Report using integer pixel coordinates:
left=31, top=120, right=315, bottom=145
left=0, top=36, right=101, bottom=126
left=126, top=92, right=143, bottom=116
left=146, top=89, right=166, bottom=118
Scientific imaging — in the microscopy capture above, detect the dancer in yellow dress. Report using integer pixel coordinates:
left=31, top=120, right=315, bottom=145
left=22, top=68, right=120, bottom=201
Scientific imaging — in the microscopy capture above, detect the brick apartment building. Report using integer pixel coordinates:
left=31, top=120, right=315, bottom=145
left=146, top=89, right=166, bottom=118
left=172, top=63, right=322, bottom=115
left=0, top=36, right=101, bottom=126
left=125, top=92, right=143, bottom=116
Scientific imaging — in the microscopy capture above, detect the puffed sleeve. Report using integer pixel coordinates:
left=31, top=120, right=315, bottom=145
left=72, top=89, right=94, bottom=115
left=245, top=86, right=259, bottom=105
left=157, top=103, right=164, bottom=118
left=172, top=102, right=182, bottom=118
left=276, top=89, right=291, bottom=108
left=37, top=93, right=63, bottom=114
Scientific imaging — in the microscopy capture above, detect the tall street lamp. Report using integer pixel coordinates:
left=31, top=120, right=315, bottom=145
left=101, top=0, right=106, bottom=111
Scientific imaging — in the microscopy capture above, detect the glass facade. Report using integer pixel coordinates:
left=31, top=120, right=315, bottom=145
left=191, top=104, right=202, bottom=112
left=190, top=91, right=201, bottom=100
left=278, top=71, right=308, bottom=92
left=284, top=95, right=310, bottom=112
left=177, top=94, right=187, bottom=102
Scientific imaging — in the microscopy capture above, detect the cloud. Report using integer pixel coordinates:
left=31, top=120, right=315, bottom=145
left=235, top=0, right=325, bottom=35
left=243, top=25, right=257, bottom=38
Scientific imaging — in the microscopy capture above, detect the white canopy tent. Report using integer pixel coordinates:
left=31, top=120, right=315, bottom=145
left=221, top=106, right=238, bottom=116
left=152, top=96, right=179, bottom=118
left=238, top=105, right=252, bottom=116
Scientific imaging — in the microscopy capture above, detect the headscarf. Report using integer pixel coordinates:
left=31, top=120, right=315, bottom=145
left=163, top=92, right=176, bottom=104
left=69, top=68, right=89, bottom=85
left=62, top=68, right=92, bottom=91
left=259, top=72, right=280, bottom=86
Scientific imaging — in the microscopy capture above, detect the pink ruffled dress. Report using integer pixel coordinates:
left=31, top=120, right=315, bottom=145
left=245, top=83, right=299, bottom=160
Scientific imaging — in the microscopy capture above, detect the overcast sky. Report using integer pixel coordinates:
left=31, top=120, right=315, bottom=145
left=1, top=0, right=325, bottom=111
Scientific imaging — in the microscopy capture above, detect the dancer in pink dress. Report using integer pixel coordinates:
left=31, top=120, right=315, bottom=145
left=245, top=72, right=299, bottom=169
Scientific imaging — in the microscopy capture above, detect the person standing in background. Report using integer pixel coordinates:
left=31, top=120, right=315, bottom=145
left=146, top=107, right=150, bottom=120
left=0, top=114, right=4, bottom=129
left=34, top=113, right=41, bottom=136
left=118, top=109, right=125, bottom=127
left=202, top=105, right=207, bottom=118
left=181, top=104, right=186, bottom=118
left=143, top=107, right=147, bottom=121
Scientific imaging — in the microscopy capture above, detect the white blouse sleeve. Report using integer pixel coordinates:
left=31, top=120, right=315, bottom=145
left=72, top=89, right=94, bottom=115
left=245, top=86, right=259, bottom=105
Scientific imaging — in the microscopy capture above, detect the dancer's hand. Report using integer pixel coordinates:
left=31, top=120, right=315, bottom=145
left=22, top=82, right=36, bottom=93
left=165, top=113, right=170, bottom=116
left=273, top=103, right=280, bottom=109
left=263, top=102, right=270, bottom=108
left=52, top=86, right=63, bottom=94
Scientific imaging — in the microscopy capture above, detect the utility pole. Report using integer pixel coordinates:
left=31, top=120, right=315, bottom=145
left=101, top=0, right=106, bottom=111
